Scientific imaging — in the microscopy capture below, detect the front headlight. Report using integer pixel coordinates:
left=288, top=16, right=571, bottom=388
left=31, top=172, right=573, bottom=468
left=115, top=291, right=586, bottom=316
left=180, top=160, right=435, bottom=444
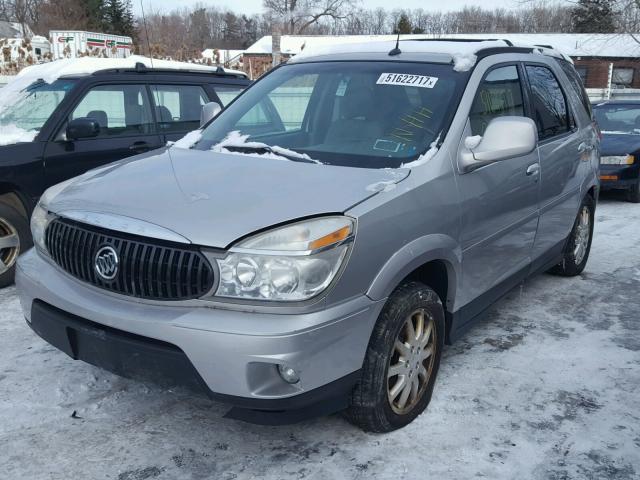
left=601, top=155, right=634, bottom=165
left=30, top=202, right=50, bottom=253
left=215, top=216, right=355, bottom=302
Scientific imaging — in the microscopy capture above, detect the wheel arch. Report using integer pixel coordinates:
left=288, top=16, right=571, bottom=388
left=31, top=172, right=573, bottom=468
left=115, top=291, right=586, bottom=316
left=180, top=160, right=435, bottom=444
left=0, top=185, right=31, bottom=219
left=366, top=234, right=461, bottom=314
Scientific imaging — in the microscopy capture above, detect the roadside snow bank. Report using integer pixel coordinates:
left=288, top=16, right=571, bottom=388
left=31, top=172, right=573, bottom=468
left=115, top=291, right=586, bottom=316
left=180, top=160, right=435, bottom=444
left=0, top=125, right=37, bottom=145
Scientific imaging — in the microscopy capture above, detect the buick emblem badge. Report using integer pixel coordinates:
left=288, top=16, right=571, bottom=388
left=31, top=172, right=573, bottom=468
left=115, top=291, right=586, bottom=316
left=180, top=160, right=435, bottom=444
left=94, top=246, right=119, bottom=281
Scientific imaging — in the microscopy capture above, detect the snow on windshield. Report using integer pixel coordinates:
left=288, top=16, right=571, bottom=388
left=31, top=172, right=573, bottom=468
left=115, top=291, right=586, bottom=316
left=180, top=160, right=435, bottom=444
left=173, top=129, right=321, bottom=164
left=210, top=131, right=319, bottom=163
left=0, top=125, right=38, bottom=146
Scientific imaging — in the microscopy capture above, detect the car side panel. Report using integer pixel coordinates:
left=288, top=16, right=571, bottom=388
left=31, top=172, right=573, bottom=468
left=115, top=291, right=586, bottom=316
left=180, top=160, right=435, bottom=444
left=338, top=151, right=462, bottom=309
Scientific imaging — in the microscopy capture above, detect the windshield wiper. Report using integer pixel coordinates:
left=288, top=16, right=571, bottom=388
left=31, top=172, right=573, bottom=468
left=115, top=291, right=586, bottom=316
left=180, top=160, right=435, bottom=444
left=222, top=145, right=318, bottom=164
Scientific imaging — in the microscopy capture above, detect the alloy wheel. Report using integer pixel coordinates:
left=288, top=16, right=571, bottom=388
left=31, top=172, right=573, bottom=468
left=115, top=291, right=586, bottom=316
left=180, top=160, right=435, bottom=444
left=0, top=217, right=20, bottom=275
left=573, top=206, right=590, bottom=265
left=387, top=308, right=437, bottom=415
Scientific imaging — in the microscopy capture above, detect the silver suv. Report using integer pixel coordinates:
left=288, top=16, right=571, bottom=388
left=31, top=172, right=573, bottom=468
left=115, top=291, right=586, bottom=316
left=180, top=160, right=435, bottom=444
left=16, top=39, right=599, bottom=432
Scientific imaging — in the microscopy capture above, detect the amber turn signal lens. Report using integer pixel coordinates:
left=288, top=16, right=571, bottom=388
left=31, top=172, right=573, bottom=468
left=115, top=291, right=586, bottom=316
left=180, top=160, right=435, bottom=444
left=600, top=175, right=618, bottom=181
left=309, top=225, right=352, bottom=250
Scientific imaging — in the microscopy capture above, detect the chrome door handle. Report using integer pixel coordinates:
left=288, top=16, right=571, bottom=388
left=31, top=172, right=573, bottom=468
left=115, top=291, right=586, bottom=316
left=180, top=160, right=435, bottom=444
left=578, top=142, right=594, bottom=153
left=526, top=163, right=540, bottom=176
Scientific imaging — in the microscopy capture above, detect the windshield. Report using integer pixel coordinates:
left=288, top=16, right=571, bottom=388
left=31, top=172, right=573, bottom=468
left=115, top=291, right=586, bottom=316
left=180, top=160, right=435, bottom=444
left=0, top=79, right=76, bottom=135
left=594, top=104, right=640, bottom=135
left=196, top=62, right=466, bottom=168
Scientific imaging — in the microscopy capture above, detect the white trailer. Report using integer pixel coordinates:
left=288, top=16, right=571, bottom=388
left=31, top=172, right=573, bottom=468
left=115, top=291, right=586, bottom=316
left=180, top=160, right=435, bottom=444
left=49, top=31, right=132, bottom=59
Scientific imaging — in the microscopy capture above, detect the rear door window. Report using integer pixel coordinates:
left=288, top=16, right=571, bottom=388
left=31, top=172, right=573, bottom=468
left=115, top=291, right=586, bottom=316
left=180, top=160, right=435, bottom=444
left=70, top=84, right=154, bottom=137
left=470, top=65, right=525, bottom=136
left=150, top=84, right=208, bottom=133
left=525, top=65, right=570, bottom=140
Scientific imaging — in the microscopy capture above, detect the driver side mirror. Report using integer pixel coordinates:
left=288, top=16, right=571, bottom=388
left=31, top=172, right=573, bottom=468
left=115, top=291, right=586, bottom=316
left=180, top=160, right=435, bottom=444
left=66, top=118, right=100, bottom=140
left=200, top=101, right=222, bottom=127
left=460, top=116, right=537, bottom=172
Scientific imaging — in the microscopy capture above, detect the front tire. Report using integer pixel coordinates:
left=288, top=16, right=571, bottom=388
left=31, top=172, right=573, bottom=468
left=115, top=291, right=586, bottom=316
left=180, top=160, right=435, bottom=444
left=626, top=180, right=640, bottom=203
left=345, top=282, right=445, bottom=432
left=0, top=202, right=31, bottom=288
left=549, top=195, right=594, bottom=277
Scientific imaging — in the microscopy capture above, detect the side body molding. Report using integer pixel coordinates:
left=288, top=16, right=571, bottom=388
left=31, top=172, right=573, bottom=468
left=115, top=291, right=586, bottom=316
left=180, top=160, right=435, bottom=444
left=365, top=233, right=461, bottom=310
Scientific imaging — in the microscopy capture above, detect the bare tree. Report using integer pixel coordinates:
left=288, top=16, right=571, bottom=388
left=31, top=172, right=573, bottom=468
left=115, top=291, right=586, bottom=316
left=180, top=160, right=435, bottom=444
left=0, top=0, right=44, bottom=35
left=263, top=0, right=358, bottom=34
left=614, top=0, right=640, bottom=43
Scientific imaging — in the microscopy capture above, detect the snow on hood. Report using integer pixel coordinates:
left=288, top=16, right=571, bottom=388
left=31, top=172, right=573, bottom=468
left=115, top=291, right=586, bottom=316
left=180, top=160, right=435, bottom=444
left=172, top=129, right=321, bottom=164
left=47, top=147, right=409, bottom=247
left=171, top=129, right=203, bottom=149
left=0, top=125, right=38, bottom=146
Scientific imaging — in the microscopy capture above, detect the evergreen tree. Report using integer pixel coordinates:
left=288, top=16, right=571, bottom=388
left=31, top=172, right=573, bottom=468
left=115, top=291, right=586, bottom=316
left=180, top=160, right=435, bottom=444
left=393, top=13, right=412, bottom=34
left=85, top=0, right=108, bottom=32
left=105, top=0, right=135, bottom=37
left=571, top=0, right=615, bottom=33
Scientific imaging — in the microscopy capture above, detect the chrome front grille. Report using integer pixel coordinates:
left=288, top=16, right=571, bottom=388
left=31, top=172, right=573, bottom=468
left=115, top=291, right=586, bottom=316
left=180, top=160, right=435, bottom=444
left=45, top=218, right=214, bottom=301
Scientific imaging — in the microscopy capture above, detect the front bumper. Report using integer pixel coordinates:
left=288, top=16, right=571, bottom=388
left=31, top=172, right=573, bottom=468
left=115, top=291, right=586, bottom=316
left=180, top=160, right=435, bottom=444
left=16, top=249, right=385, bottom=424
left=599, top=164, right=639, bottom=189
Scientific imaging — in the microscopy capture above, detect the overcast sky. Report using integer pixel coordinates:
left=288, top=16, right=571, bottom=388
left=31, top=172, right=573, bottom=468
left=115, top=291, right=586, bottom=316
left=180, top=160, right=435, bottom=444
left=134, top=0, right=521, bottom=16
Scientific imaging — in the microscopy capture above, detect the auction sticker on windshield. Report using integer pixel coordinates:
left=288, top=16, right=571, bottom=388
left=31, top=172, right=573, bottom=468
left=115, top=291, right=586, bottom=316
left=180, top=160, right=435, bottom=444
left=376, top=73, right=438, bottom=88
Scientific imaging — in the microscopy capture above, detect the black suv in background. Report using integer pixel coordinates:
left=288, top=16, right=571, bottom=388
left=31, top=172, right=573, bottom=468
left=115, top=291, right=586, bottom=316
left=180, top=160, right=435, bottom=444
left=0, top=64, right=250, bottom=286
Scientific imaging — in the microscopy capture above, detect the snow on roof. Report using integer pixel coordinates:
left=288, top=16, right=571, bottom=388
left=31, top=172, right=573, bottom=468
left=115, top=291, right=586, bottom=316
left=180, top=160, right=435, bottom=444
left=245, top=33, right=640, bottom=59
left=291, top=40, right=507, bottom=72
left=14, top=55, right=246, bottom=85
left=290, top=39, right=510, bottom=71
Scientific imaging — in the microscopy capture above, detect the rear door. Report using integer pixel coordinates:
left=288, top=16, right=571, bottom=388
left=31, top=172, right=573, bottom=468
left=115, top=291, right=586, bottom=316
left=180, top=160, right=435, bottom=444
left=524, top=63, right=587, bottom=270
left=43, top=83, right=163, bottom=188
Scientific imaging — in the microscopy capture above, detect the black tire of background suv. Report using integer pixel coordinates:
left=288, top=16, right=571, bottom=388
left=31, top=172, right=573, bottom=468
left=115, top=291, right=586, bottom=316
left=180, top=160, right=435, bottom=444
left=0, top=202, right=32, bottom=288
left=549, top=194, right=595, bottom=277
left=344, top=282, right=445, bottom=433
left=626, top=181, right=640, bottom=203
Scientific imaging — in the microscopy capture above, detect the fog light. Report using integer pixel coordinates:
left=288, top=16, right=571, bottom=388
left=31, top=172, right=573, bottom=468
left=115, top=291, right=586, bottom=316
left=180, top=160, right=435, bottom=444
left=278, top=364, right=300, bottom=384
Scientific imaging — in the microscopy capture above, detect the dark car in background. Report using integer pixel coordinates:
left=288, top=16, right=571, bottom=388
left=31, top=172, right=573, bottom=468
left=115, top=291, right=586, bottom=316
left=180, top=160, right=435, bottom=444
left=0, top=60, right=250, bottom=286
left=592, top=100, right=640, bottom=202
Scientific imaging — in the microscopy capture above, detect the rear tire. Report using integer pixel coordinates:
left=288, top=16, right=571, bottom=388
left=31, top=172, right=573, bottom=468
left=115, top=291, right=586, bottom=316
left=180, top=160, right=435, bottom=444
left=345, top=282, right=445, bottom=432
left=549, top=195, right=594, bottom=277
left=0, top=202, right=31, bottom=288
left=626, top=181, right=640, bottom=203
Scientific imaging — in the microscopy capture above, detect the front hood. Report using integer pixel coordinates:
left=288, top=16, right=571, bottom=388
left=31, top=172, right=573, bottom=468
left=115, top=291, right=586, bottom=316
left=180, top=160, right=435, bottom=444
left=600, top=134, right=640, bottom=156
left=48, top=147, right=409, bottom=248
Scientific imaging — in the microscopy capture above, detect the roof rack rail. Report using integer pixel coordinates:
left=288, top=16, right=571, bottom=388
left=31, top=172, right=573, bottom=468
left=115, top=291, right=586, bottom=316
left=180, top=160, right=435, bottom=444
left=402, top=37, right=514, bottom=47
left=534, top=44, right=555, bottom=49
left=91, top=67, right=246, bottom=78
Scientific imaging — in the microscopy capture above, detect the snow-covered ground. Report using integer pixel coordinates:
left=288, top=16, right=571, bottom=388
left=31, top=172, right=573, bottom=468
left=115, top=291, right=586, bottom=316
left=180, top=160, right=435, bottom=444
left=1, top=194, right=639, bottom=480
